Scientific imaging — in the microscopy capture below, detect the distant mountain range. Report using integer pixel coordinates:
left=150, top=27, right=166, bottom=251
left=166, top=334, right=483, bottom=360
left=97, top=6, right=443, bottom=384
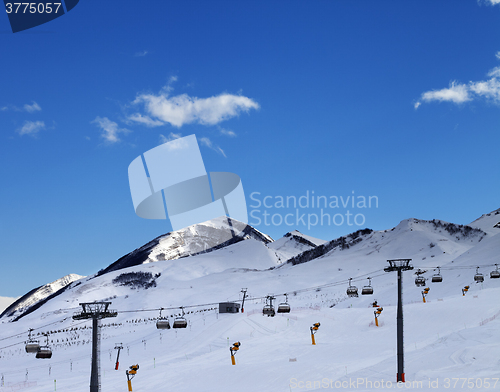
left=2, top=208, right=499, bottom=321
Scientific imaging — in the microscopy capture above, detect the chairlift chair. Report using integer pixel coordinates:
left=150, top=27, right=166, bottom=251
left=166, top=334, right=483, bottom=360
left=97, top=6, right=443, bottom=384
left=156, top=308, right=171, bottom=330
left=263, top=296, right=276, bottom=317
left=172, top=308, right=188, bottom=329
left=415, top=269, right=426, bottom=287
left=474, top=267, right=484, bottom=283
left=431, top=267, right=443, bottom=283
left=490, top=264, right=500, bottom=279
left=361, top=277, right=374, bottom=295
left=346, top=278, right=358, bottom=297
left=25, top=329, right=40, bottom=353
left=35, top=335, right=52, bottom=359
left=277, top=294, right=291, bottom=313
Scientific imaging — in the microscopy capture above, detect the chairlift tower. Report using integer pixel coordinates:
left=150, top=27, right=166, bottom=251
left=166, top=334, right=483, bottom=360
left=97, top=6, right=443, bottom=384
left=384, top=259, right=413, bottom=383
left=73, top=302, right=117, bottom=392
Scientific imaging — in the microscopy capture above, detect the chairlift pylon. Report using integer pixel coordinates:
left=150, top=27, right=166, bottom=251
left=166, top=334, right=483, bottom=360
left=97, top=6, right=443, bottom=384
left=172, top=307, right=188, bottom=329
left=277, top=294, right=291, bottom=313
left=431, top=267, right=443, bottom=283
left=474, top=266, right=484, bottom=283
left=361, top=277, right=374, bottom=295
left=156, top=308, right=170, bottom=330
left=346, top=278, right=358, bottom=297
left=490, top=264, right=500, bottom=279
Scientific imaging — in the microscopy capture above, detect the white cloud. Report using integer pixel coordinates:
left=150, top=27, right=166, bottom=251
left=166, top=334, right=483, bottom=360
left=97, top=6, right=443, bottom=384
left=415, top=60, right=500, bottom=108
left=418, top=81, right=471, bottom=107
left=17, top=120, right=45, bottom=136
left=134, top=50, right=149, bottom=57
left=469, top=78, right=500, bottom=102
left=199, top=136, right=226, bottom=157
left=23, top=101, right=41, bottom=113
left=496, top=51, right=500, bottom=60
left=219, top=127, right=236, bottom=137
left=132, top=86, right=259, bottom=128
left=128, top=113, right=164, bottom=127
left=92, top=116, right=130, bottom=143
left=486, top=0, right=500, bottom=5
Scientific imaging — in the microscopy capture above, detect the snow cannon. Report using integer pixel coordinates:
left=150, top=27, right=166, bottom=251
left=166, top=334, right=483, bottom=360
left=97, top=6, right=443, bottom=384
left=462, top=285, right=470, bottom=296
left=126, top=364, right=139, bottom=391
left=230, top=342, right=241, bottom=365
left=422, top=287, right=430, bottom=303
left=310, top=323, right=320, bottom=345
left=374, top=307, right=383, bottom=327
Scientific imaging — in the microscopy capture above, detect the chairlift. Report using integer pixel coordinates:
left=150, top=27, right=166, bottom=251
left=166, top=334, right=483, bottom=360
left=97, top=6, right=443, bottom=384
left=361, top=277, right=374, bottom=295
left=25, top=329, right=40, bottom=354
left=346, top=278, right=358, bottom=297
left=277, top=294, right=291, bottom=313
left=431, top=267, right=443, bottom=283
left=35, top=334, right=52, bottom=359
left=490, top=264, right=500, bottom=279
left=156, top=308, right=170, bottom=330
left=172, top=308, right=188, bottom=329
left=414, top=269, right=426, bottom=287
left=474, top=266, right=484, bottom=283
left=263, top=296, right=276, bottom=317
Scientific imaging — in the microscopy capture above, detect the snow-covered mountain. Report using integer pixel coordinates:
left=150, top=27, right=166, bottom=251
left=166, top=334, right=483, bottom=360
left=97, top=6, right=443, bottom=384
left=98, top=216, right=273, bottom=276
left=1, top=209, right=499, bottom=392
left=0, top=274, right=84, bottom=319
left=268, top=230, right=326, bottom=262
left=468, top=207, right=500, bottom=236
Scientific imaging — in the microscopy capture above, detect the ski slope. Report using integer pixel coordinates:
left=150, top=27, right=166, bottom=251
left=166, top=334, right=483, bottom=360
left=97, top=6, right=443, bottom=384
left=0, top=210, right=499, bottom=391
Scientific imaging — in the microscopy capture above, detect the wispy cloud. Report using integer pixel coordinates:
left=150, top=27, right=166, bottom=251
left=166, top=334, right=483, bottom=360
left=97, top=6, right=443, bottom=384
left=485, top=0, right=500, bottom=5
left=17, top=120, right=45, bottom=136
left=219, top=126, right=237, bottom=137
left=134, top=50, right=149, bottom=57
left=415, top=54, right=500, bottom=108
left=130, top=80, right=259, bottom=128
left=127, top=113, right=164, bottom=127
left=23, top=101, right=41, bottom=113
left=496, top=51, right=500, bottom=60
left=1, top=101, right=42, bottom=113
left=199, top=136, right=226, bottom=157
left=92, top=116, right=130, bottom=143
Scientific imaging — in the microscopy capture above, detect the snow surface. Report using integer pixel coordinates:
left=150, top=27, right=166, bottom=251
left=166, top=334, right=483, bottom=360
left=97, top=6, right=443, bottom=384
left=0, top=211, right=499, bottom=391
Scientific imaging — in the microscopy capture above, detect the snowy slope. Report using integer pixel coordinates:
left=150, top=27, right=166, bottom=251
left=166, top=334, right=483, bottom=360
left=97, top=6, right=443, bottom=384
left=0, top=209, right=499, bottom=391
left=268, top=230, right=326, bottom=262
left=469, top=208, right=500, bottom=236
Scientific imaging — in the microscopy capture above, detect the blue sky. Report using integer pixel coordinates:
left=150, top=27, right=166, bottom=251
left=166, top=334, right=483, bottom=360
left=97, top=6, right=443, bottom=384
left=1, top=1, right=499, bottom=297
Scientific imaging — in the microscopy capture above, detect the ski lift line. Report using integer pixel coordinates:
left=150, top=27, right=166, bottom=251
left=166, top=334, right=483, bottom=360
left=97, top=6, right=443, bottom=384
left=0, top=319, right=91, bottom=351
left=6, top=262, right=496, bottom=333
left=0, top=316, right=74, bottom=343
left=413, top=263, right=500, bottom=270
